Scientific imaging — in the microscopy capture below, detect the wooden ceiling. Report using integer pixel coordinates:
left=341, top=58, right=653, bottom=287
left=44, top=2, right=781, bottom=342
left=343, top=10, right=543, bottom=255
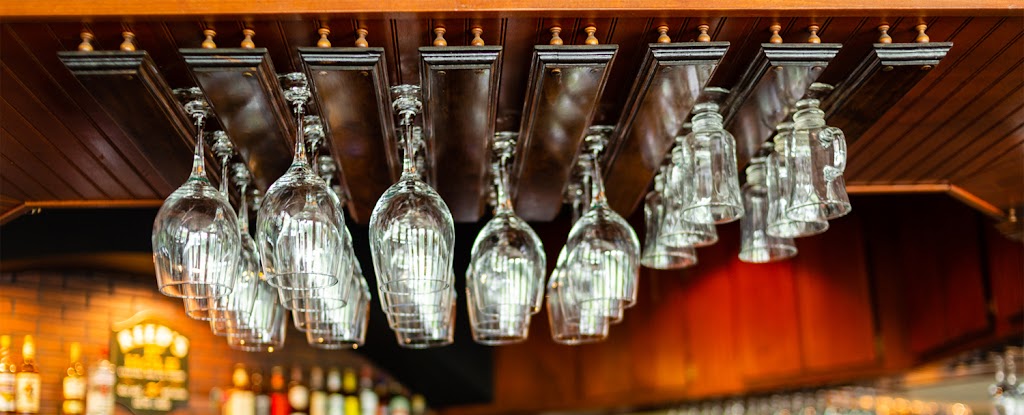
left=1, top=10, right=1021, bottom=225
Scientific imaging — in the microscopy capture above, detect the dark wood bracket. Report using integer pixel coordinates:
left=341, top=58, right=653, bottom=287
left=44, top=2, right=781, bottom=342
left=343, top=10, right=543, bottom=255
left=419, top=46, right=503, bottom=222
left=602, top=42, right=730, bottom=216
left=299, top=47, right=398, bottom=224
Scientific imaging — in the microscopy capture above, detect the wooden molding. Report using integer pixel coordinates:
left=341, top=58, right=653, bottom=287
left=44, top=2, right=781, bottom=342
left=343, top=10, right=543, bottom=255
left=0, top=199, right=165, bottom=226
left=846, top=182, right=1006, bottom=219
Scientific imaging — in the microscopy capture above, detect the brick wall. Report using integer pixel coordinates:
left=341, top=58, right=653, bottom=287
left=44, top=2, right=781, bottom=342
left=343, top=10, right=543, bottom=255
left=0, top=270, right=372, bottom=414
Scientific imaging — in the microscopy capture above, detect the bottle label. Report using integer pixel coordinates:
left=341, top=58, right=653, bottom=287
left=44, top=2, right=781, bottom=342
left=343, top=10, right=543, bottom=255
left=14, top=373, right=41, bottom=413
left=0, top=372, right=15, bottom=410
left=63, top=399, right=85, bottom=415
left=64, top=376, right=86, bottom=399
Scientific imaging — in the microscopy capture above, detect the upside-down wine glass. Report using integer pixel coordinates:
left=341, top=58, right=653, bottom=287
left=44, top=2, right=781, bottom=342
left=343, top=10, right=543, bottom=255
left=153, top=88, right=240, bottom=300
left=256, top=73, right=350, bottom=307
left=209, top=162, right=263, bottom=336
left=466, top=132, right=546, bottom=345
left=563, top=126, right=641, bottom=324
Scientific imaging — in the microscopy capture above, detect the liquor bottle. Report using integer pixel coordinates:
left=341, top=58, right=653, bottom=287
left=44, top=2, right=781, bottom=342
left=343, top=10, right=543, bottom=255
left=14, top=335, right=40, bottom=415
left=341, top=368, right=358, bottom=415
left=308, top=366, right=326, bottom=415
left=373, top=383, right=388, bottom=415
left=287, top=366, right=309, bottom=415
left=253, top=369, right=270, bottom=415
left=269, top=366, right=289, bottom=415
left=62, top=342, right=86, bottom=415
left=84, top=348, right=115, bottom=415
left=410, top=395, right=425, bottom=415
left=325, top=368, right=343, bottom=415
left=225, top=364, right=255, bottom=415
left=386, top=383, right=409, bottom=415
left=0, top=335, right=15, bottom=414
left=357, top=367, right=376, bottom=415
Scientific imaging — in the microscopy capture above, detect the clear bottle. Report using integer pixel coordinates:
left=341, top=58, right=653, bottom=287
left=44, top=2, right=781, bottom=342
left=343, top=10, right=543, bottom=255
left=62, top=342, right=86, bottom=415
left=0, top=336, right=16, bottom=414
left=14, top=335, right=39, bottom=415
left=325, top=368, right=343, bottom=415
left=357, top=367, right=376, bottom=415
left=308, top=366, right=326, bottom=415
left=84, top=348, right=115, bottom=415
left=288, top=366, right=309, bottom=415
left=225, top=364, right=255, bottom=415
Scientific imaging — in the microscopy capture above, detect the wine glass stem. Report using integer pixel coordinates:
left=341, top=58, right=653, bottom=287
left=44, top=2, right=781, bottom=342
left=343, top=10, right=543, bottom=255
left=590, top=152, right=607, bottom=208
left=238, top=183, right=249, bottom=234
left=292, top=103, right=308, bottom=166
left=400, top=112, right=417, bottom=175
left=189, top=115, right=207, bottom=180
left=494, top=156, right=513, bottom=215
left=219, top=156, right=230, bottom=198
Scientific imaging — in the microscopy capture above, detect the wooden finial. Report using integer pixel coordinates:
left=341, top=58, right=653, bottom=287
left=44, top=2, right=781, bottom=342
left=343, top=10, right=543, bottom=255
left=878, top=24, right=892, bottom=43
left=78, top=31, right=94, bottom=51
left=915, top=24, right=930, bottom=43
left=354, top=28, right=368, bottom=48
left=471, top=27, right=484, bottom=46
left=584, top=25, right=599, bottom=45
left=120, top=31, right=136, bottom=51
left=769, top=24, right=783, bottom=44
left=241, top=29, right=255, bottom=48
left=807, top=25, right=821, bottom=43
left=656, top=25, right=671, bottom=43
left=433, top=27, right=447, bottom=47
left=549, top=26, right=563, bottom=45
left=317, top=27, right=332, bottom=48
left=697, top=24, right=711, bottom=42
left=201, top=29, right=217, bottom=49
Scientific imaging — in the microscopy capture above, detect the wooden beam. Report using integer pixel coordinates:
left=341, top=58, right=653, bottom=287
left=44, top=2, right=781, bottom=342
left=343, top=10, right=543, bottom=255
left=0, top=199, right=164, bottom=225
left=1, top=1, right=1021, bottom=18
left=846, top=182, right=1006, bottom=219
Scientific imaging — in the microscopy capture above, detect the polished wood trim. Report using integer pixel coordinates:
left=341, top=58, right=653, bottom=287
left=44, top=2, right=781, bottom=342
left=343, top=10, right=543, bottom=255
left=846, top=182, right=1006, bottom=219
left=2, top=1, right=1022, bottom=18
left=0, top=199, right=164, bottom=225
left=0, top=252, right=155, bottom=274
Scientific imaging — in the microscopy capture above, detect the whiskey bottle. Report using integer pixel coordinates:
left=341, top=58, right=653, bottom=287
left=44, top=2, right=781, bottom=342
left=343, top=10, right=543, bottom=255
left=341, top=368, right=358, bottom=415
left=84, top=348, right=115, bottom=415
left=269, top=366, right=289, bottom=415
left=14, top=336, right=40, bottom=415
left=325, top=368, right=343, bottom=415
left=225, top=364, right=255, bottom=415
left=252, top=369, right=270, bottom=415
left=62, top=342, right=86, bottom=415
left=0, top=335, right=15, bottom=414
left=308, top=366, right=326, bottom=415
left=287, top=366, right=309, bottom=415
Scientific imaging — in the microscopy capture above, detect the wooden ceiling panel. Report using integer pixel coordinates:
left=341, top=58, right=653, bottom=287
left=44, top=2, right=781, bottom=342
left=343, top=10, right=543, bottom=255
left=954, top=146, right=1024, bottom=212
left=0, top=125, right=84, bottom=199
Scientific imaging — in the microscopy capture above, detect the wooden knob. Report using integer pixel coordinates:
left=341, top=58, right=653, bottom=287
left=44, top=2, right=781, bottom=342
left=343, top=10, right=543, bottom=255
left=201, top=29, right=217, bottom=49
left=915, top=24, right=930, bottom=43
left=697, top=24, right=711, bottom=42
left=471, top=27, right=484, bottom=46
left=549, top=26, right=563, bottom=45
left=584, top=25, right=598, bottom=45
left=656, top=25, right=671, bottom=43
left=433, top=27, right=447, bottom=47
left=317, top=27, right=332, bottom=48
left=769, top=24, right=782, bottom=44
left=807, top=25, right=821, bottom=43
left=120, top=31, right=136, bottom=51
left=877, top=24, right=892, bottom=44
left=78, top=31, right=94, bottom=51
left=241, top=29, right=255, bottom=48
left=354, top=28, right=368, bottom=48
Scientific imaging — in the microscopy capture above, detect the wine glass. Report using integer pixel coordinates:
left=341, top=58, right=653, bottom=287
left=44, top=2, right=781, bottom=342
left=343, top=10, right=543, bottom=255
left=153, top=88, right=240, bottom=299
left=466, top=132, right=546, bottom=344
left=765, top=122, right=829, bottom=238
left=226, top=277, right=287, bottom=352
left=681, top=101, right=744, bottom=224
left=563, top=127, right=640, bottom=322
left=546, top=249, right=609, bottom=345
left=369, top=85, right=454, bottom=326
left=256, top=73, right=350, bottom=304
left=210, top=164, right=262, bottom=336
left=739, top=147, right=797, bottom=263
